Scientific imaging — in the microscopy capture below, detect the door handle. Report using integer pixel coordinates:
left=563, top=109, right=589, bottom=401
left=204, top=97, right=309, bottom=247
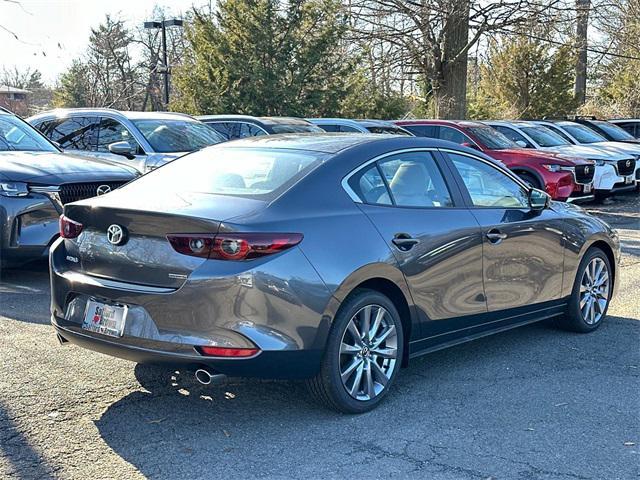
left=392, top=233, right=420, bottom=251
left=486, top=229, right=508, bottom=243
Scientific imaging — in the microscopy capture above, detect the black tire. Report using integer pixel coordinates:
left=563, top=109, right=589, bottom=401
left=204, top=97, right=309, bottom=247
left=557, top=247, right=612, bottom=333
left=517, top=172, right=542, bottom=190
left=594, top=191, right=609, bottom=204
left=306, top=289, right=404, bottom=414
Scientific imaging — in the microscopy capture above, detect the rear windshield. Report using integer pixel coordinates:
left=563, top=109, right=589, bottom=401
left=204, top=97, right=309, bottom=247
left=129, top=147, right=326, bottom=198
left=270, top=124, right=324, bottom=134
left=520, top=126, right=570, bottom=147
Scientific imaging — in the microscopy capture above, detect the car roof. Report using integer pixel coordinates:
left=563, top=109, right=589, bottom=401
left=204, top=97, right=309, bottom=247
left=483, top=120, right=534, bottom=128
left=215, top=133, right=462, bottom=154
left=355, top=119, right=402, bottom=128
left=308, top=118, right=364, bottom=128
left=197, top=114, right=312, bottom=125
left=396, top=119, right=486, bottom=128
left=28, top=108, right=196, bottom=122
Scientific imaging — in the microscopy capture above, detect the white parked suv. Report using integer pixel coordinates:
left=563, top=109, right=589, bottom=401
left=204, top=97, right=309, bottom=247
left=484, top=120, right=637, bottom=197
left=28, top=109, right=224, bottom=173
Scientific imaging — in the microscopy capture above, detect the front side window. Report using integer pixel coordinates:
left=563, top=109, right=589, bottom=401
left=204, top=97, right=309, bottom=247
left=448, top=153, right=528, bottom=208
left=0, top=116, right=58, bottom=152
left=376, top=152, right=453, bottom=207
left=97, top=118, right=141, bottom=153
left=38, top=116, right=98, bottom=151
left=519, top=126, right=569, bottom=147
left=559, top=123, right=608, bottom=144
left=132, top=119, right=224, bottom=153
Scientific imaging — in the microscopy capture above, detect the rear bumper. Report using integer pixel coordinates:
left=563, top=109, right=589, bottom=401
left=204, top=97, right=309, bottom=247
left=52, top=317, right=323, bottom=378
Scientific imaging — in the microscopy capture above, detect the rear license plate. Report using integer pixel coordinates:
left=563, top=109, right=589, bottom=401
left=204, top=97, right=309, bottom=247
left=82, top=299, right=128, bottom=337
left=625, top=175, right=633, bottom=184
left=583, top=183, right=592, bottom=193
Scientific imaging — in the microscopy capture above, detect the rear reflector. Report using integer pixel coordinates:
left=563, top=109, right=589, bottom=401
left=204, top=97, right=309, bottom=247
left=167, top=233, right=303, bottom=260
left=59, top=215, right=83, bottom=239
left=197, top=346, right=260, bottom=357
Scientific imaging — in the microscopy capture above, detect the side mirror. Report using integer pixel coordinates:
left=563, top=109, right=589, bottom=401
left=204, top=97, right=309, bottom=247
left=515, top=140, right=528, bottom=148
left=461, top=142, right=480, bottom=151
left=529, top=188, right=550, bottom=210
left=108, top=141, right=135, bottom=159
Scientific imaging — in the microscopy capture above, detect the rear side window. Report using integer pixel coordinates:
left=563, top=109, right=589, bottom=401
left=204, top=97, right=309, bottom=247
left=37, top=116, right=99, bottom=151
left=402, top=125, right=437, bottom=138
left=348, top=151, right=453, bottom=208
left=127, top=147, right=326, bottom=199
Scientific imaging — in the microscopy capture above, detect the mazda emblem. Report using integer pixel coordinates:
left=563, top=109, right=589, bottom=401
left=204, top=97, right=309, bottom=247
left=584, top=166, right=590, bottom=174
left=96, top=184, right=111, bottom=196
left=107, top=224, right=126, bottom=246
left=626, top=160, right=631, bottom=167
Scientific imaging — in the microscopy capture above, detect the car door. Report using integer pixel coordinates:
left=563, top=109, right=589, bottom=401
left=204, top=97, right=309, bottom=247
left=443, top=151, right=565, bottom=312
left=346, top=149, right=487, bottom=339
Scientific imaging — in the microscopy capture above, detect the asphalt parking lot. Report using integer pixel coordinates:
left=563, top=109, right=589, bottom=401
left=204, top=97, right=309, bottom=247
left=1, top=194, right=638, bottom=480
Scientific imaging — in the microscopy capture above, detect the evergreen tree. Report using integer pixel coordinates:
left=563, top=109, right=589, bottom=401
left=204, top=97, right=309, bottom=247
left=171, top=0, right=354, bottom=116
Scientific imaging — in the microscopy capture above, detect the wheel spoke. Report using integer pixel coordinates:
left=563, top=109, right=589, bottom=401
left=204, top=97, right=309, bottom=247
left=372, top=325, right=396, bottom=349
left=340, top=342, right=361, bottom=356
left=341, top=358, right=361, bottom=382
left=579, top=294, right=589, bottom=309
left=349, top=363, right=365, bottom=397
left=346, top=320, right=364, bottom=347
left=360, top=306, right=372, bottom=342
left=372, top=347, right=397, bottom=359
left=370, top=360, right=389, bottom=386
left=369, top=307, right=385, bottom=340
left=594, top=271, right=609, bottom=288
left=364, top=361, right=375, bottom=399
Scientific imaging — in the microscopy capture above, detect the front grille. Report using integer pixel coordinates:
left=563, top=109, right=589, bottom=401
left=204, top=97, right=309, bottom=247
left=59, top=182, right=126, bottom=205
left=573, top=165, right=595, bottom=185
left=616, top=158, right=636, bottom=176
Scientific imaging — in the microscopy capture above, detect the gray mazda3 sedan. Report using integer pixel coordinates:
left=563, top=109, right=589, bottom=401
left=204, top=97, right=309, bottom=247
left=50, top=134, right=620, bottom=413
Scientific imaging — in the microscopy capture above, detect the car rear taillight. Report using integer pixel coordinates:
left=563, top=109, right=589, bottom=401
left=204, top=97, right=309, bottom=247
left=197, top=346, right=260, bottom=357
left=167, top=233, right=303, bottom=260
left=59, top=215, right=83, bottom=239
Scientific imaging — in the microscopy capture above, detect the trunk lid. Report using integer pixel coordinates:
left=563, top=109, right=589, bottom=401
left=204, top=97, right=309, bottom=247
left=64, top=189, right=266, bottom=288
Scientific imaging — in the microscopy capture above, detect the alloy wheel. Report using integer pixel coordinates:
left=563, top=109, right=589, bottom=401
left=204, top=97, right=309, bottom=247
left=339, top=304, right=398, bottom=401
left=579, top=257, right=610, bottom=325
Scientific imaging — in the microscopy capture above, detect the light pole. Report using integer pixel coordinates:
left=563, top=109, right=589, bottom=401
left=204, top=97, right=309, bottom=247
left=144, top=18, right=184, bottom=108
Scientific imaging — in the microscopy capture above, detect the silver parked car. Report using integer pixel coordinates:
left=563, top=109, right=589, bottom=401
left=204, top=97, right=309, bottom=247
left=28, top=109, right=224, bottom=173
left=51, top=134, right=619, bottom=413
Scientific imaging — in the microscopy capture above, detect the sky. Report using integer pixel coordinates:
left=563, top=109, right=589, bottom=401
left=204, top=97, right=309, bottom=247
left=0, top=0, right=209, bottom=85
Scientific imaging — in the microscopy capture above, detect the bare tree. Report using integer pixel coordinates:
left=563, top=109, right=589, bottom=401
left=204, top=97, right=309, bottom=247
left=349, top=0, right=562, bottom=119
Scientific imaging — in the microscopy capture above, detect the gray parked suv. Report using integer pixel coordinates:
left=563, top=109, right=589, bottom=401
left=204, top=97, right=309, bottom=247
left=28, top=109, right=224, bottom=173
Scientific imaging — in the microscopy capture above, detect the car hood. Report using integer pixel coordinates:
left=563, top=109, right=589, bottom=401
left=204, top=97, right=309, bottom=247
left=539, top=144, right=631, bottom=161
left=488, top=148, right=592, bottom=166
left=590, top=141, right=640, bottom=157
left=0, top=151, right=138, bottom=184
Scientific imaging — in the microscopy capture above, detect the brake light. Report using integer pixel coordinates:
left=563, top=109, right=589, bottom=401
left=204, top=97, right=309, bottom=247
left=167, top=233, right=303, bottom=260
left=59, top=215, right=83, bottom=239
left=197, top=346, right=259, bottom=357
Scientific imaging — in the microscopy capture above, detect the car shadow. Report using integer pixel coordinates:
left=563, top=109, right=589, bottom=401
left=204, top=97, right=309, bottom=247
left=0, top=260, right=51, bottom=325
left=94, top=315, right=639, bottom=478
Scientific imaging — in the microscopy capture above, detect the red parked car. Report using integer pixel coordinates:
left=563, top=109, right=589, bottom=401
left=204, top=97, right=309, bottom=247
left=395, top=120, right=595, bottom=201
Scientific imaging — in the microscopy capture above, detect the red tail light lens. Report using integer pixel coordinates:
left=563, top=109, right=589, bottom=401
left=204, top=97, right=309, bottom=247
left=197, top=346, right=260, bottom=357
left=167, top=233, right=303, bottom=260
left=59, top=215, right=83, bottom=239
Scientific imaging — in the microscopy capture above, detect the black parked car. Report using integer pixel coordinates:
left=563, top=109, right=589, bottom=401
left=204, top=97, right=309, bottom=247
left=0, top=107, right=137, bottom=266
left=571, top=117, right=640, bottom=144
left=198, top=115, right=323, bottom=140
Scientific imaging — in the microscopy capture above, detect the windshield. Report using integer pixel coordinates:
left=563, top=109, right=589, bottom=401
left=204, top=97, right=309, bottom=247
left=468, top=127, right=516, bottom=149
left=129, top=147, right=326, bottom=198
left=366, top=126, right=412, bottom=135
left=0, top=115, right=58, bottom=152
left=593, top=121, right=636, bottom=141
left=132, top=119, right=224, bottom=153
left=560, top=123, right=608, bottom=144
left=270, top=124, right=324, bottom=134
left=520, top=126, right=570, bottom=147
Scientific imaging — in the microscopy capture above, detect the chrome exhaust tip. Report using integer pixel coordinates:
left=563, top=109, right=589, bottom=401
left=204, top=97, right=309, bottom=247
left=195, top=368, right=226, bottom=385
